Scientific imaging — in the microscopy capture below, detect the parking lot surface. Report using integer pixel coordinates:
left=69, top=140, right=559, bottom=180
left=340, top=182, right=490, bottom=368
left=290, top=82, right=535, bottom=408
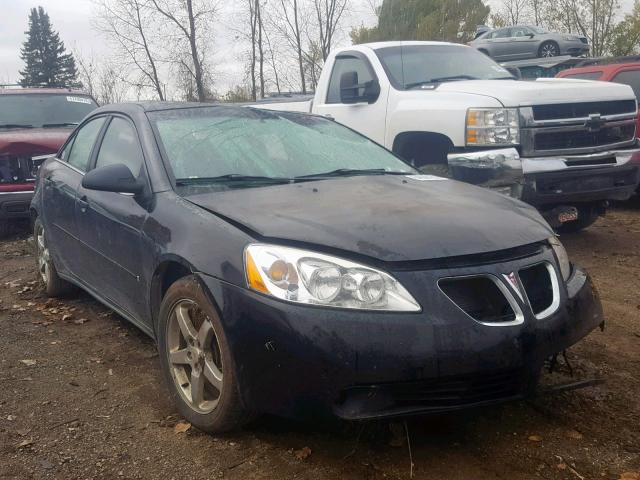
left=1, top=200, right=639, bottom=480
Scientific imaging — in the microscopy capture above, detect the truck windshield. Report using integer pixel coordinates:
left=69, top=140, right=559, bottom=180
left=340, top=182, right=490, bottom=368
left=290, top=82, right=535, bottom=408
left=0, top=94, right=97, bottom=129
left=375, top=45, right=514, bottom=90
left=149, top=107, right=416, bottom=190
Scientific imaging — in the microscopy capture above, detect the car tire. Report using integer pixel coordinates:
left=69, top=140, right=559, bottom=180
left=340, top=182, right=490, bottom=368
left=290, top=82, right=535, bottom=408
left=157, top=275, right=253, bottom=433
left=538, top=41, right=559, bottom=58
left=555, top=207, right=599, bottom=233
left=33, top=218, right=77, bottom=297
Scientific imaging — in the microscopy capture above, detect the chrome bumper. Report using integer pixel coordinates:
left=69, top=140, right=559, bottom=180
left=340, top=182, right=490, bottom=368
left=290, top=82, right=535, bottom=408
left=447, top=147, right=640, bottom=199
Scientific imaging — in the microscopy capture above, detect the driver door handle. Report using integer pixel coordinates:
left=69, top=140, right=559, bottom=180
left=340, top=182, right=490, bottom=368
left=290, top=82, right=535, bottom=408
left=78, top=195, right=89, bottom=213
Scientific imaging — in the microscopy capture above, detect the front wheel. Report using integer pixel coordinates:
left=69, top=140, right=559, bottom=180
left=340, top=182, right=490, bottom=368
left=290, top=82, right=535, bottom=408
left=157, top=275, right=253, bottom=433
left=538, top=41, right=559, bottom=58
left=34, top=218, right=77, bottom=297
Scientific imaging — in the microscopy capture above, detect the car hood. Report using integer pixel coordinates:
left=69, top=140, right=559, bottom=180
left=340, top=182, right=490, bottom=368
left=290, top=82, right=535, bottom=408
left=0, top=128, right=71, bottom=156
left=184, top=175, right=553, bottom=262
left=435, top=78, right=634, bottom=106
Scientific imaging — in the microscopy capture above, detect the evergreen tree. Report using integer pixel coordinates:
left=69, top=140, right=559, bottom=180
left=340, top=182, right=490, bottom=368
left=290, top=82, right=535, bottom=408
left=19, top=6, right=79, bottom=87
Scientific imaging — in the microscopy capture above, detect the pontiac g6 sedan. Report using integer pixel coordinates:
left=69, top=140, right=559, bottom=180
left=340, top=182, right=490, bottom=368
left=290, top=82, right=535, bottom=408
left=31, top=102, right=604, bottom=432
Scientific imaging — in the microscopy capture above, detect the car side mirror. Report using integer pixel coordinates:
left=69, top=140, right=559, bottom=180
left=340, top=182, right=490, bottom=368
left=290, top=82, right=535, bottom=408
left=340, top=71, right=380, bottom=104
left=506, top=66, right=522, bottom=79
left=82, top=163, right=143, bottom=195
left=527, top=33, right=535, bottom=38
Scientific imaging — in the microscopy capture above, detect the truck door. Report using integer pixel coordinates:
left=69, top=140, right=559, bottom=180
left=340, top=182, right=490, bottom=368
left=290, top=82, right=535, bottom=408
left=312, top=52, right=388, bottom=145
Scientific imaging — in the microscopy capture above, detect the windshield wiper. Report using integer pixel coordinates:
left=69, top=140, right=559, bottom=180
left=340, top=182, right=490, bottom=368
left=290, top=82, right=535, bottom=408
left=42, top=122, right=79, bottom=128
left=175, top=174, right=293, bottom=186
left=0, top=124, right=34, bottom=129
left=295, top=168, right=410, bottom=179
left=405, top=75, right=478, bottom=89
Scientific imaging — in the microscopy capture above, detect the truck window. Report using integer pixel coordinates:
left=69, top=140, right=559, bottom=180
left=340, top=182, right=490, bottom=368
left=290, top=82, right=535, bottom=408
left=562, top=71, right=603, bottom=81
left=326, top=55, right=375, bottom=104
left=0, top=94, right=98, bottom=129
left=611, top=69, right=640, bottom=99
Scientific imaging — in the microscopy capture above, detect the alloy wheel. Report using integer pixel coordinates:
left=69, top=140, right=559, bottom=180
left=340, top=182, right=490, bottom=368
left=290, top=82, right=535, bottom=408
left=540, top=43, right=558, bottom=57
left=167, top=299, right=224, bottom=414
left=36, top=226, right=50, bottom=285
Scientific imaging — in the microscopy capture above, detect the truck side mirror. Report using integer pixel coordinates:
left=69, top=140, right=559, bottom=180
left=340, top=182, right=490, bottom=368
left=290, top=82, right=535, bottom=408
left=340, top=71, right=380, bottom=104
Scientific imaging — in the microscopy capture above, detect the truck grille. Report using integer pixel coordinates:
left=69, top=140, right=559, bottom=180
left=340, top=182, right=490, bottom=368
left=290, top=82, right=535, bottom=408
left=534, top=123, right=636, bottom=151
left=532, top=100, right=636, bottom=121
left=0, top=154, right=45, bottom=185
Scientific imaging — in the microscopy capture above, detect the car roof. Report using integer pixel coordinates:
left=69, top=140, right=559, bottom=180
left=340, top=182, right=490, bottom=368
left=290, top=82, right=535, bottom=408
left=0, top=87, right=91, bottom=95
left=353, top=40, right=461, bottom=51
left=558, top=62, right=640, bottom=77
left=89, top=101, right=291, bottom=117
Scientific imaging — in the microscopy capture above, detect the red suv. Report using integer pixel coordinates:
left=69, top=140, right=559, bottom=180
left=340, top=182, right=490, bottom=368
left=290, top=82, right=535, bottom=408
left=556, top=60, right=640, bottom=135
left=0, top=88, right=97, bottom=236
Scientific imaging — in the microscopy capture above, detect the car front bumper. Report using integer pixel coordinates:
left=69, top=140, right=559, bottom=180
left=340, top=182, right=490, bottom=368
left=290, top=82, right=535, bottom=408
left=0, top=186, right=34, bottom=221
left=448, top=147, right=640, bottom=207
left=197, top=245, right=604, bottom=421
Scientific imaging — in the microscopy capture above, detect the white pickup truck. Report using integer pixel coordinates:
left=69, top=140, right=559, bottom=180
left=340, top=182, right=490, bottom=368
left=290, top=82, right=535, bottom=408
left=256, top=41, right=640, bottom=232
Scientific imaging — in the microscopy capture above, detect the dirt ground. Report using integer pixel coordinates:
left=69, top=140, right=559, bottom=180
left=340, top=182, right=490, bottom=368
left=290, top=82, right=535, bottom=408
left=1, top=199, right=639, bottom=480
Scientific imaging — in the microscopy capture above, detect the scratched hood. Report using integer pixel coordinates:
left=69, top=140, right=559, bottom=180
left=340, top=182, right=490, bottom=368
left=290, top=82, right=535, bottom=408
left=0, top=128, right=71, bottom=156
left=436, top=78, right=635, bottom=107
left=184, top=175, right=553, bottom=262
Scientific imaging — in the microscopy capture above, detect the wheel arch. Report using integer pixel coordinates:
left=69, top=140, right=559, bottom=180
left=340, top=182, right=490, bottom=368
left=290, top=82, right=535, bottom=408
left=392, top=131, right=455, bottom=168
left=149, top=256, right=197, bottom=333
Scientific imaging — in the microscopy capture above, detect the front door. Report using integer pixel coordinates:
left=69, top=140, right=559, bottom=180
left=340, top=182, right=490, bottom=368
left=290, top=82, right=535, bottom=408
left=74, top=115, right=150, bottom=323
left=312, top=52, right=388, bottom=145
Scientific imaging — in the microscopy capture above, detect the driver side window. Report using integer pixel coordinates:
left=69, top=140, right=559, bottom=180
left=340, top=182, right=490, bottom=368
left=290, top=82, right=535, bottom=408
left=65, top=117, right=106, bottom=172
left=326, top=55, right=374, bottom=104
left=94, top=117, right=144, bottom=177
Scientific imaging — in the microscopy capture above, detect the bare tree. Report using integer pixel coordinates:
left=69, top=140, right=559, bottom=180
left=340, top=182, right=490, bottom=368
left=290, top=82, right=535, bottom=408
left=95, top=0, right=165, bottom=100
left=272, top=0, right=308, bottom=93
left=312, top=0, right=348, bottom=61
left=148, top=0, right=216, bottom=101
left=497, top=0, right=530, bottom=25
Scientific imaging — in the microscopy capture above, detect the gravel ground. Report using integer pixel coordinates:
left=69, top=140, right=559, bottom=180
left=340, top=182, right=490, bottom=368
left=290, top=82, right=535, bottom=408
left=1, top=200, right=639, bottom=480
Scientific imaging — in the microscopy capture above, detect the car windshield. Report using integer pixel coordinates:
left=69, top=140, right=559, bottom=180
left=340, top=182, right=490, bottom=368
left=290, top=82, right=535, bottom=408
left=375, top=45, right=514, bottom=89
left=149, top=107, right=416, bottom=191
left=0, top=93, right=97, bottom=129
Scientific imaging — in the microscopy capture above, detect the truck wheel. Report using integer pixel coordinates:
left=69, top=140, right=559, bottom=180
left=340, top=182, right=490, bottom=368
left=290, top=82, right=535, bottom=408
left=34, top=218, right=77, bottom=297
left=157, top=275, right=254, bottom=433
left=538, top=41, right=559, bottom=58
left=555, top=207, right=599, bottom=233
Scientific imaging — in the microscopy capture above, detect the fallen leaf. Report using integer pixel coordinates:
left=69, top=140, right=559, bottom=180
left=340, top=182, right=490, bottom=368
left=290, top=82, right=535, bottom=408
left=19, top=359, right=36, bottom=366
left=7, top=415, right=16, bottom=421
left=620, top=473, right=640, bottom=480
left=174, top=421, right=191, bottom=434
left=528, top=435, right=543, bottom=442
left=73, top=318, right=88, bottom=325
left=557, top=464, right=568, bottom=470
left=16, top=428, right=30, bottom=437
left=566, top=430, right=583, bottom=440
left=16, top=439, right=34, bottom=448
left=61, top=314, right=72, bottom=321
left=294, top=446, right=312, bottom=460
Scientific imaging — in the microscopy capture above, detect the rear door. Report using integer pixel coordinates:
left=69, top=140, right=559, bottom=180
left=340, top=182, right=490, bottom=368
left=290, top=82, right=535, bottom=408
left=74, top=115, right=150, bottom=322
left=41, top=116, right=106, bottom=276
left=509, top=26, right=537, bottom=58
left=484, top=28, right=513, bottom=60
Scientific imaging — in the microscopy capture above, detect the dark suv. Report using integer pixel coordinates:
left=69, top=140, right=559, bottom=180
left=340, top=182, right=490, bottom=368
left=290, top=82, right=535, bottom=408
left=0, top=88, right=97, bottom=236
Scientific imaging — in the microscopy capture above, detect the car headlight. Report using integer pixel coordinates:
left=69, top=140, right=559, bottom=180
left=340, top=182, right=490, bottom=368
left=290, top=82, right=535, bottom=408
left=548, top=236, right=571, bottom=281
left=244, top=244, right=421, bottom=311
left=466, top=108, right=520, bottom=146
left=563, top=35, right=579, bottom=41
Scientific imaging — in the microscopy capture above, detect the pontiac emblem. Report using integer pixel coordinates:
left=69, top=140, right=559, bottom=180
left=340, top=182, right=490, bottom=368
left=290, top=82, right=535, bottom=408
left=503, top=272, right=523, bottom=300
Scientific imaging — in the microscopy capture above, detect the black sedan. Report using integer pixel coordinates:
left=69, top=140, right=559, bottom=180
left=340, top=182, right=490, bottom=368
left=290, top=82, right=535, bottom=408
left=31, top=102, right=604, bottom=432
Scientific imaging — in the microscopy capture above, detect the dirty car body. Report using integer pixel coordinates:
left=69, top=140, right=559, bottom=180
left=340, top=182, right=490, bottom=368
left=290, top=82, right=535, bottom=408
left=31, top=103, right=604, bottom=427
left=0, top=89, right=97, bottom=234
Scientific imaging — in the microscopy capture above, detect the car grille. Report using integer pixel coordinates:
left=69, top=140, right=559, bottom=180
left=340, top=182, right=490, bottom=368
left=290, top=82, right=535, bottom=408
left=519, top=263, right=553, bottom=315
left=579, top=37, right=588, bottom=44
left=439, top=276, right=518, bottom=324
left=534, top=123, right=636, bottom=151
left=532, top=100, right=636, bottom=121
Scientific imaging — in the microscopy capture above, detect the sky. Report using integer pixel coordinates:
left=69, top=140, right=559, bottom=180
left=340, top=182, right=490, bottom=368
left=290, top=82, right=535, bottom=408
left=0, top=0, right=378, bottom=95
left=0, top=0, right=635, bottom=95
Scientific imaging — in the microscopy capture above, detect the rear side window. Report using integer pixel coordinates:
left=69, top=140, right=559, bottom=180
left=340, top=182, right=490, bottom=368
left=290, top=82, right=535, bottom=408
left=66, top=117, right=106, bottom=172
left=326, top=56, right=375, bottom=104
left=95, top=117, right=144, bottom=176
left=487, top=28, right=510, bottom=39
left=611, top=69, right=640, bottom=98
left=562, top=71, right=603, bottom=81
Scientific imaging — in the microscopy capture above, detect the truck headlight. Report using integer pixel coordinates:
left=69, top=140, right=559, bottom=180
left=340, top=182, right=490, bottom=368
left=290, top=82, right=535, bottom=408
left=244, top=244, right=421, bottom=312
left=466, top=108, right=520, bottom=146
left=549, top=236, right=571, bottom=281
